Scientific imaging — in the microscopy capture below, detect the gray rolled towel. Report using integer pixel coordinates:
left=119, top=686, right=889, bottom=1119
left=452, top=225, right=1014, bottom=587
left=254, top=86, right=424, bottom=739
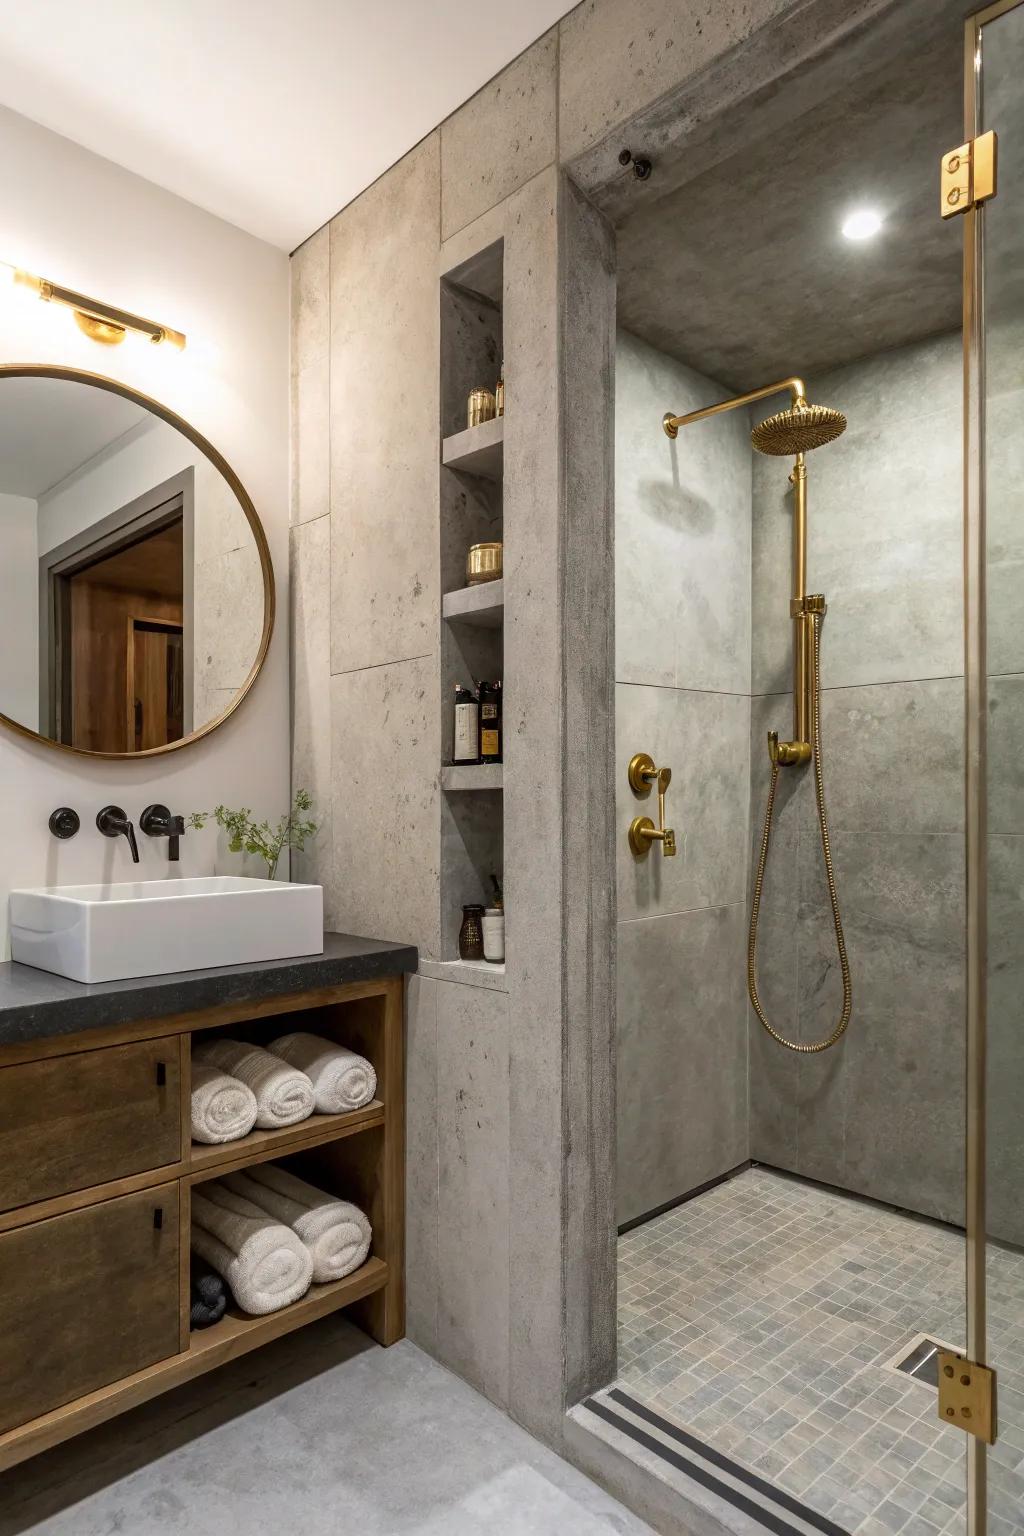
left=189, top=1258, right=228, bottom=1330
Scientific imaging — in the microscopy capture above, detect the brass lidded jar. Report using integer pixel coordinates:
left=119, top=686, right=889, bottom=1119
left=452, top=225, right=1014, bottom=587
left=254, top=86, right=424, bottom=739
left=466, top=541, right=502, bottom=585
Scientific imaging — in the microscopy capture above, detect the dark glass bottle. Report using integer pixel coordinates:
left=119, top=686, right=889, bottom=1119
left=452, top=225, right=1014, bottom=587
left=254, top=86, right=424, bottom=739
left=478, top=679, right=503, bottom=764
left=453, top=681, right=480, bottom=764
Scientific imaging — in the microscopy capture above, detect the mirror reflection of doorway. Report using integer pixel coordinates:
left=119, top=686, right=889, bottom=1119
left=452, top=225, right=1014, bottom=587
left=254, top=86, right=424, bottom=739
left=39, top=472, right=195, bottom=753
left=62, top=518, right=184, bottom=753
left=127, top=616, right=185, bottom=751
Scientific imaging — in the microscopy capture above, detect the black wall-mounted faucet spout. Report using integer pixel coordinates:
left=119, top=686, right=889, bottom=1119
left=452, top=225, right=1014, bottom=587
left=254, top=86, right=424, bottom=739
left=96, top=805, right=140, bottom=864
left=140, top=804, right=186, bottom=862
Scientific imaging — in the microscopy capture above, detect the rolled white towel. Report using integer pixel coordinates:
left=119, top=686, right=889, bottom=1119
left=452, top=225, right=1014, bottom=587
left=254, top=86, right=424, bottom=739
left=191, top=1181, right=312, bottom=1315
left=192, top=1038, right=314, bottom=1129
left=223, top=1163, right=371, bottom=1283
left=267, top=1031, right=377, bottom=1114
left=190, top=1061, right=258, bottom=1145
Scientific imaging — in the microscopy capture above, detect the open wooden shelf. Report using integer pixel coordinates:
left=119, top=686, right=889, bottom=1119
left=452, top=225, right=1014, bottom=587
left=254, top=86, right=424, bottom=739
left=442, top=579, right=503, bottom=627
left=188, top=1257, right=388, bottom=1363
left=0, top=1257, right=388, bottom=1472
left=188, top=1100, right=385, bottom=1182
left=0, top=970, right=406, bottom=1476
left=442, top=417, right=504, bottom=480
left=440, top=763, right=503, bottom=791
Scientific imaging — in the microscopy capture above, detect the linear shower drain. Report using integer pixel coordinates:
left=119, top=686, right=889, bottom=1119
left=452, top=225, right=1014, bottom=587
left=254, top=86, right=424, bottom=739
left=887, top=1333, right=962, bottom=1388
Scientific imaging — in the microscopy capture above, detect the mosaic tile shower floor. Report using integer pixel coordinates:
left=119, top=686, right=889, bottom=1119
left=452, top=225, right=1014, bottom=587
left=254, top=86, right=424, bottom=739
left=618, top=1168, right=1024, bottom=1535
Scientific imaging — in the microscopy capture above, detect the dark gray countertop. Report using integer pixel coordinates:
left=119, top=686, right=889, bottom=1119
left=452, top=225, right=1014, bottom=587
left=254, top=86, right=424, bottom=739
left=0, top=932, right=417, bottom=1048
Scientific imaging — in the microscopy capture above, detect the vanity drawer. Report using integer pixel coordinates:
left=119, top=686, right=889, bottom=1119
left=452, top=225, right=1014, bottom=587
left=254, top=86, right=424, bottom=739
left=0, top=1184, right=180, bottom=1436
left=0, top=1037, right=182, bottom=1214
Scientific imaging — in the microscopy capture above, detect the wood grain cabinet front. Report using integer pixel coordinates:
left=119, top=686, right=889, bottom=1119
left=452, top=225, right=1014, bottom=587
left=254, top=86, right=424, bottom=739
left=0, top=1037, right=181, bottom=1214
left=0, top=1184, right=181, bottom=1436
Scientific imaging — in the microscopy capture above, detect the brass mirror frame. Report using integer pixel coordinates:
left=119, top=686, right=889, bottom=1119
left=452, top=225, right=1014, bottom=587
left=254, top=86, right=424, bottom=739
left=0, top=363, right=275, bottom=759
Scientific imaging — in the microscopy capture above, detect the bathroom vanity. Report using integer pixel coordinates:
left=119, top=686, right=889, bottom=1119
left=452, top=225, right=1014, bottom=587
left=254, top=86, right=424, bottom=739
left=0, top=933, right=415, bottom=1471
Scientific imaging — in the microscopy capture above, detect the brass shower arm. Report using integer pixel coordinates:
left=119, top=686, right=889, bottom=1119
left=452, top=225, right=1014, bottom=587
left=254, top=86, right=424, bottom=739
left=662, top=376, right=807, bottom=438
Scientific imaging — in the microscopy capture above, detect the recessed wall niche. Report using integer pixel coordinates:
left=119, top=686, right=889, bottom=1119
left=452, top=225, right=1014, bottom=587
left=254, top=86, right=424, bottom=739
left=438, top=239, right=505, bottom=965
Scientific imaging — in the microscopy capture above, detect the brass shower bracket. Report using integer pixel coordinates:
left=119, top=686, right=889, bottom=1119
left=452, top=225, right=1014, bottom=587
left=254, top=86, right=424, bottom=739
left=772, top=592, right=827, bottom=766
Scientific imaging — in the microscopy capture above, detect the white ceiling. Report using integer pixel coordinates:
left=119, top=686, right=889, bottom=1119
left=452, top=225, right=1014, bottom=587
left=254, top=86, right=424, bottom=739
left=0, top=379, right=147, bottom=499
left=0, top=0, right=573, bottom=252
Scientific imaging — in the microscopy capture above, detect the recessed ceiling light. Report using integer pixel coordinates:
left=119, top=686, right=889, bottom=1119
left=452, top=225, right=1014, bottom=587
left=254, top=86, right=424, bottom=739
left=841, top=208, right=884, bottom=242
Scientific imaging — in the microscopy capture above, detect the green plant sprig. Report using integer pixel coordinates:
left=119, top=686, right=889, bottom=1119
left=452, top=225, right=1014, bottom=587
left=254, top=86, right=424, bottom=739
left=187, top=789, right=318, bottom=880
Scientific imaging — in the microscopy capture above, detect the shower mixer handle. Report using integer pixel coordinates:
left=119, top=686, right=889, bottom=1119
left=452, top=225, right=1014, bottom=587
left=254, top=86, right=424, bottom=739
left=627, top=752, right=677, bottom=857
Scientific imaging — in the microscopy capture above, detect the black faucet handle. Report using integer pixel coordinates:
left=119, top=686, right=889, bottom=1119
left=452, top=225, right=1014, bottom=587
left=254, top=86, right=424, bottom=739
left=96, top=805, right=141, bottom=864
left=140, top=804, right=185, bottom=862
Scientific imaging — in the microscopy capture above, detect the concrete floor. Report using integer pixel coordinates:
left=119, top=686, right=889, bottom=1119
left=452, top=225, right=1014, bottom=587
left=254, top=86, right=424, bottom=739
left=0, top=1315, right=652, bottom=1536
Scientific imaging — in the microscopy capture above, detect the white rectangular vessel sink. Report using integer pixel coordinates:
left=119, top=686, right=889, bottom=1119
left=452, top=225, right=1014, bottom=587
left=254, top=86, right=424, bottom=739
left=10, top=876, right=324, bottom=984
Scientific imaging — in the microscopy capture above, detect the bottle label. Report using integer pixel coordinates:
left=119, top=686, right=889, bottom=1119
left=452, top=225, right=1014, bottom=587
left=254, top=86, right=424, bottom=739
left=481, top=703, right=498, bottom=720
left=454, top=703, right=479, bottom=761
left=480, top=728, right=499, bottom=756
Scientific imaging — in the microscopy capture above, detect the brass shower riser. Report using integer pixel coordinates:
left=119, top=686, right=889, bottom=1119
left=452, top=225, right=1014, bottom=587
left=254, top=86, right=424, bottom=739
left=662, top=371, right=851, bottom=1053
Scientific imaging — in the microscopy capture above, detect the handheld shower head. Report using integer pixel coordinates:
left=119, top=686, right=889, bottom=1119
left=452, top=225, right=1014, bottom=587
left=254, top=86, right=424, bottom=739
left=750, top=402, right=846, bottom=456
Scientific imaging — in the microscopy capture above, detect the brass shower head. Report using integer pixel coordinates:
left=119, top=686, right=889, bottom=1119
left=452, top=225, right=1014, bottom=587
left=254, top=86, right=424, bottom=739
left=750, top=402, right=847, bottom=457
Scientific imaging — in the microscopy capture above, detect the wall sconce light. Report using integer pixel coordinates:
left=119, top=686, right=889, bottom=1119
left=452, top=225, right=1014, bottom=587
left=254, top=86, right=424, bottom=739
left=7, top=265, right=186, bottom=349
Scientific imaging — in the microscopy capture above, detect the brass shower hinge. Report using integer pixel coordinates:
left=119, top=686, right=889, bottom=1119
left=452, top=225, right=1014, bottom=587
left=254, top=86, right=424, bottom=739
left=936, top=1351, right=997, bottom=1442
left=940, top=131, right=997, bottom=218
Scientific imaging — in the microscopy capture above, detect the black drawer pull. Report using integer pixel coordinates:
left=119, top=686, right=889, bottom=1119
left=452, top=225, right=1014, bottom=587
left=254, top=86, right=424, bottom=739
left=155, top=1061, right=166, bottom=1087
left=153, top=1206, right=163, bottom=1230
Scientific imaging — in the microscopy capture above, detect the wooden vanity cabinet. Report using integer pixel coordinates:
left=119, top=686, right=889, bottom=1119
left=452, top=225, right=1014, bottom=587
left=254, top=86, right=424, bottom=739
left=0, top=972, right=405, bottom=1472
left=0, top=1036, right=181, bottom=1212
left=0, top=1184, right=180, bottom=1435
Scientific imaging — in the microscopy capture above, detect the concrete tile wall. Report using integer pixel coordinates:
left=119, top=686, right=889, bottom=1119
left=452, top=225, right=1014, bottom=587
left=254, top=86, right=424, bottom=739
left=614, top=330, right=751, bottom=1227
left=289, top=133, right=442, bottom=958
left=440, top=29, right=558, bottom=240
left=289, top=17, right=608, bottom=1434
left=291, top=0, right=949, bottom=1458
left=985, top=324, right=1024, bottom=1245
left=558, top=0, right=795, bottom=168
left=748, top=331, right=974, bottom=1230
left=328, top=136, right=440, bottom=679
left=751, top=332, right=963, bottom=695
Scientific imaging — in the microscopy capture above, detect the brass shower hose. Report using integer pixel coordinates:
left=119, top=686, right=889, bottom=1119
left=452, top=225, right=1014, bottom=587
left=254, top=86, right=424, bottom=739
left=748, top=612, right=852, bottom=1052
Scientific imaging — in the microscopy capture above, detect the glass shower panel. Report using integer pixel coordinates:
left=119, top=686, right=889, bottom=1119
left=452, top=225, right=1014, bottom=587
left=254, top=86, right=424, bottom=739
left=979, top=1, right=1024, bottom=1528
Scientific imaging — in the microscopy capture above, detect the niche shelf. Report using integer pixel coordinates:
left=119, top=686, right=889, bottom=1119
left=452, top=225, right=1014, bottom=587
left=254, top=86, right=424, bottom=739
left=438, top=238, right=505, bottom=963
left=442, top=418, right=504, bottom=480
left=440, top=764, right=503, bottom=792
left=418, top=958, right=507, bottom=993
left=442, top=579, right=504, bottom=627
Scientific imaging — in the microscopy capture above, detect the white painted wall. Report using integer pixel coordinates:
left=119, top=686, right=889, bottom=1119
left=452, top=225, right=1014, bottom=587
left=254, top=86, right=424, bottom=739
left=0, top=492, right=39, bottom=732
left=0, top=104, right=290, bottom=954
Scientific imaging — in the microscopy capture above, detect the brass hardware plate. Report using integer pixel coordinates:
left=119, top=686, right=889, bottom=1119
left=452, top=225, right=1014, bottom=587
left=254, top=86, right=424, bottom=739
left=628, top=752, right=656, bottom=795
left=936, top=1352, right=996, bottom=1443
left=629, top=815, right=656, bottom=856
left=941, top=131, right=997, bottom=218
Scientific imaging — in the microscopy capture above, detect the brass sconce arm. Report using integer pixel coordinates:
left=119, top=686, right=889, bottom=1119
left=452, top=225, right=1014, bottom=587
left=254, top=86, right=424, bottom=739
left=627, top=753, right=677, bottom=857
left=10, top=268, right=186, bottom=349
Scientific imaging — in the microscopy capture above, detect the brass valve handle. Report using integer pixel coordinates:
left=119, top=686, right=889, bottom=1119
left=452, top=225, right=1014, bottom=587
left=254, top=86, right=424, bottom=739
left=627, top=753, right=677, bottom=857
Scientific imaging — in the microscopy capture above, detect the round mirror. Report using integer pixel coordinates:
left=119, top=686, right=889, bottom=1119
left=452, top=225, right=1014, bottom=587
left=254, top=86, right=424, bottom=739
left=0, top=366, right=273, bottom=757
